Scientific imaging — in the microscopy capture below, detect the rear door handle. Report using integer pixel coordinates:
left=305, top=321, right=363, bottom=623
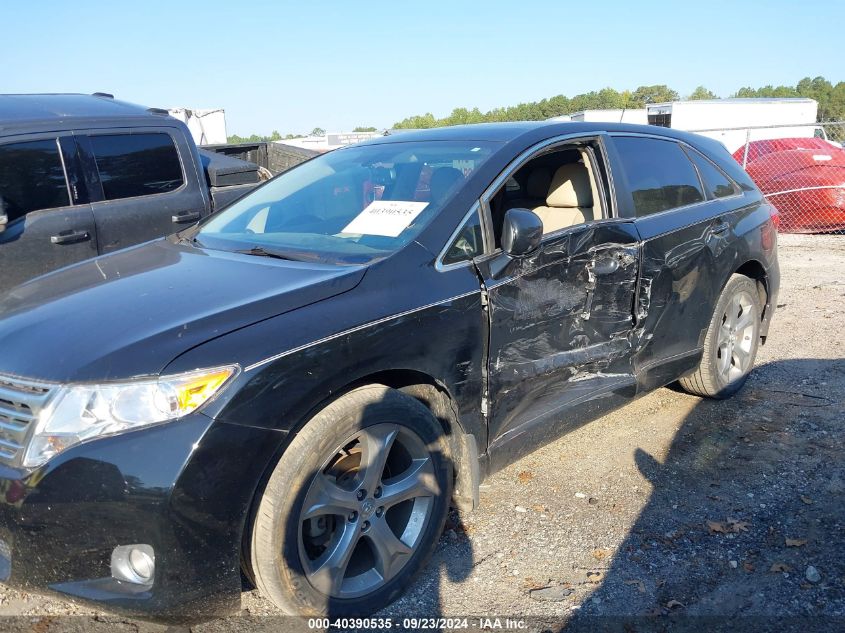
left=51, top=230, right=90, bottom=245
left=172, top=211, right=202, bottom=224
left=710, top=219, right=730, bottom=236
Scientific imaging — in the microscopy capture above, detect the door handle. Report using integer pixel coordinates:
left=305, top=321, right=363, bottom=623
left=51, top=230, right=90, bottom=245
left=710, top=219, right=730, bottom=237
left=172, top=211, right=202, bottom=224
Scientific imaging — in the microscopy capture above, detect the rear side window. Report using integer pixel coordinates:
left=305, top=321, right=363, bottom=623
left=89, top=133, right=183, bottom=201
left=684, top=147, right=738, bottom=199
left=613, top=137, right=704, bottom=217
left=0, top=139, right=70, bottom=224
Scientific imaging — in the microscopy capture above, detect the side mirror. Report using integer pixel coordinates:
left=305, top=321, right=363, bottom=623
left=502, top=208, right=543, bottom=257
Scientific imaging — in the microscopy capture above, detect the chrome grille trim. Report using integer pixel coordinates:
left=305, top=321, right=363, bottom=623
left=0, top=374, right=56, bottom=466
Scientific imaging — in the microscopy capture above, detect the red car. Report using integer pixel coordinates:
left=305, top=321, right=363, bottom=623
left=732, top=138, right=845, bottom=233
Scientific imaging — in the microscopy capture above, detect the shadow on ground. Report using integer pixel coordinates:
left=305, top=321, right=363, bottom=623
left=563, top=358, right=845, bottom=632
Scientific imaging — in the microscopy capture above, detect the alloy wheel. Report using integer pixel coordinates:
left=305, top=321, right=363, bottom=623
left=716, top=289, right=757, bottom=383
left=297, top=423, right=439, bottom=599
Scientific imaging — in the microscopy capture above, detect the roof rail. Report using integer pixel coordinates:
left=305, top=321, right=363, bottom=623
left=147, top=107, right=170, bottom=116
left=92, top=92, right=114, bottom=99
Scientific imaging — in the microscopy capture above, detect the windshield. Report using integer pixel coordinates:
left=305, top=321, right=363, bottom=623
left=198, top=140, right=497, bottom=264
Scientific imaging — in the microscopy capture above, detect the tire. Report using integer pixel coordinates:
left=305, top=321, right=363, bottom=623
left=250, top=384, right=453, bottom=616
left=679, top=274, right=762, bottom=399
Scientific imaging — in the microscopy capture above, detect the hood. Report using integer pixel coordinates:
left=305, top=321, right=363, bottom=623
left=0, top=239, right=366, bottom=382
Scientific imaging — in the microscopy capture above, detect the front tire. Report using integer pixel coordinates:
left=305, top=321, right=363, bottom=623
left=250, top=385, right=452, bottom=616
left=679, top=274, right=762, bottom=399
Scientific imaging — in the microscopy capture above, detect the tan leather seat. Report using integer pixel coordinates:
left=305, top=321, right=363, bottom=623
left=504, top=167, right=551, bottom=211
left=533, top=163, right=594, bottom=234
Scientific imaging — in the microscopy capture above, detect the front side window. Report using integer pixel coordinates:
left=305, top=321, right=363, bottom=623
left=487, top=143, right=603, bottom=246
left=89, top=133, right=183, bottom=200
left=613, top=137, right=704, bottom=217
left=0, top=139, right=70, bottom=224
left=199, top=140, right=497, bottom=264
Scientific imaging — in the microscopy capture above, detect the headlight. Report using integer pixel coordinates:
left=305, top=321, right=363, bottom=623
left=23, top=365, right=238, bottom=468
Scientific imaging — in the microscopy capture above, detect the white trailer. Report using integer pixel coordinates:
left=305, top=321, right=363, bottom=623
left=569, top=109, right=648, bottom=124
left=547, top=110, right=647, bottom=124
left=646, top=98, right=823, bottom=153
left=167, top=108, right=228, bottom=146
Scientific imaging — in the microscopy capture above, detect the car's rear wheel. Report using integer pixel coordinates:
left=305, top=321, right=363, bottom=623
left=679, top=274, right=762, bottom=399
left=250, top=385, right=452, bottom=615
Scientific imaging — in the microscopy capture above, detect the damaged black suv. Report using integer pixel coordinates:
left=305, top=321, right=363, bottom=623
left=0, top=122, right=779, bottom=619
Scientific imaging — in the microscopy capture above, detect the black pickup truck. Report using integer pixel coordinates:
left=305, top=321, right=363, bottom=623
left=0, top=93, right=316, bottom=293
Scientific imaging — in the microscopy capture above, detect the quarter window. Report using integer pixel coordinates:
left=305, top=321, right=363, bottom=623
left=0, top=139, right=70, bottom=224
left=89, top=133, right=183, bottom=201
left=442, top=208, right=483, bottom=266
left=684, top=148, right=738, bottom=199
left=613, top=137, right=704, bottom=217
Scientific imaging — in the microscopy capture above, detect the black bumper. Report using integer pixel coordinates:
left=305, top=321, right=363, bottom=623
left=0, top=414, right=286, bottom=620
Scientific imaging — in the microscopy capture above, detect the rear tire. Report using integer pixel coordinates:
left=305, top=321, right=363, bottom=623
left=250, top=385, right=452, bottom=616
left=679, top=274, right=762, bottom=399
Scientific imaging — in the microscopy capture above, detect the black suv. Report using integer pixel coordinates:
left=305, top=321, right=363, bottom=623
left=0, top=122, right=779, bottom=619
left=0, top=93, right=263, bottom=293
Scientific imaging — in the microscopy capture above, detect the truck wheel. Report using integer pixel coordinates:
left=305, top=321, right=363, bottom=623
left=250, top=385, right=453, bottom=616
left=679, top=274, right=762, bottom=399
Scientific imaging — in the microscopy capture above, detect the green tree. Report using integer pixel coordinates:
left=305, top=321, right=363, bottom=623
left=269, top=130, right=282, bottom=141
left=688, top=86, right=718, bottom=100
left=630, top=85, right=679, bottom=106
left=797, top=76, right=836, bottom=119
left=310, top=127, right=326, bottom=136
left=544, top=94, right=571, bottom=118
left=381, top=76, right=842, bottom=129
left=352, top=126, right=377, bottom=132
left=394, top=112, right=438, bottom=129
left=596, top=87, right=626, bottom=109
left=828, top=82, right=845, bottom=122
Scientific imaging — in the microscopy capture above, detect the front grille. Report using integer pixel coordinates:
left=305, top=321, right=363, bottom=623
left=0, top=375, right=55, bottom=465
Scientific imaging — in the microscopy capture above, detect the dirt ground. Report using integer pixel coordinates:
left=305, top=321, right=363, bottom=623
left=1, top=233, right=843, bottom=632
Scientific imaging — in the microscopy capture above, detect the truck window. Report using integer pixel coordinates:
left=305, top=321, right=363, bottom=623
left=684, top=147, right=738, bottom=200
left=89, top=133, right=184, bottom=201
left=613, top=137, right=704, bottom=217
left=0, top=139, right=70, bottom=224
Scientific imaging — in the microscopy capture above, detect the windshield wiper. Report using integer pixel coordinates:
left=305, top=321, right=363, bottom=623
left=234, top=246, right=312, bottom=262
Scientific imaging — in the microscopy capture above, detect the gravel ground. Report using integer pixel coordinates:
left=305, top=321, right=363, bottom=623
left=1, top=233, right=843, bottom=632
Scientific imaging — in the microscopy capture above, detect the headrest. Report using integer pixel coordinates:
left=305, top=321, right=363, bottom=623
left=546, top=163, right=594, bottom=208
left=429, top=167, right=464, bottom=204
left=525, top=168, right=551, bottom=199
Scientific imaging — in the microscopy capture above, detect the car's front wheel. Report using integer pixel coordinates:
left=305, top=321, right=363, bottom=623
left=249, top=385, right=452, bottom=615
left=679, top=273, right=762, bottom=399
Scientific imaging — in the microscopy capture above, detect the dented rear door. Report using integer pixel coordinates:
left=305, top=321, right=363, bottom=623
left=478, top=221, right=641, bottom=468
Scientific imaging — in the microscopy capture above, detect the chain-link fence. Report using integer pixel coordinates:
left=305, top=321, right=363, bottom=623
left=689, top=122, right=845, bottom=234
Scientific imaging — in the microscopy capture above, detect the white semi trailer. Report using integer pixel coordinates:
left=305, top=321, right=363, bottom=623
left=569, top=109, right=648, bottom=124
left=547, top=110, right=647, bottom=124
left=167, top=108, right=228, bottom=146
left=645, top=98, right=823, bottom=153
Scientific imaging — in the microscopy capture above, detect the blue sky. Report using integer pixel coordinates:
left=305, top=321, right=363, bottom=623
left=2, top=1, right=842, bottom=135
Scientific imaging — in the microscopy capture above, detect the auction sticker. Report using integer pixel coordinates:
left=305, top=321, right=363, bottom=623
left=342, top=200, right=429, bottom=237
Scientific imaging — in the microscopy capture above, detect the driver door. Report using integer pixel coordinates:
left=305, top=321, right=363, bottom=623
left=475, top=135, right=642, bottom=470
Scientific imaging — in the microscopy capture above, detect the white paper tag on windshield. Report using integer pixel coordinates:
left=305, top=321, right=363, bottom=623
left=342, top=201, right=429, bottom=237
